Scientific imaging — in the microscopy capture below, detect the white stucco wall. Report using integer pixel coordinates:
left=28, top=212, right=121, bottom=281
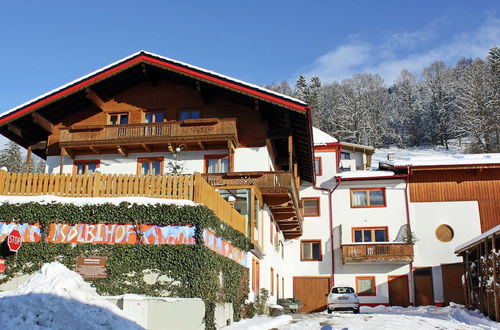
left=411, top=201, right=481, bottom=267
left=234, top=147, right=273, bottom=172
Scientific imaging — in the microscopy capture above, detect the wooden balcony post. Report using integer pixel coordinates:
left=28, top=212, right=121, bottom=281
left=26, top=146, right=32, bottom=173
left=59, top=148, right=67, bottom=175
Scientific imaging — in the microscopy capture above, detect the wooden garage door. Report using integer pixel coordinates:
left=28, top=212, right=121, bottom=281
left=388, top=275, right=409, bottom=307
left=414, top=267, right=434, bottom=306
left=442, top=262, right=465, bottom=305
left=293, top=277, right=330, bottom=313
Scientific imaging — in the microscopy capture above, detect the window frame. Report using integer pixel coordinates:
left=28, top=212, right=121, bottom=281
left=178, top=109, right=202, bottom=121
left=204, top=154, right=231, bottom=173
left=340, top=152, right=351, bottom=160
left=73, top=159, right=100, bottom=175
left=351, top=226, right=389, bottom=243
left=302, top=197, right=320, bottom=217
left=356, top=276, right=376, bottom=296
left=142, top=111, right=166, bottom=123
left=314, top=157, right=322, bottom=176
left=136, top=157, right=164, bottom=175
left=108, top=112, right=129, bottom=125
left=300, top=239, right=322, bottom=261
left=350, top=188, right=386, bottom=208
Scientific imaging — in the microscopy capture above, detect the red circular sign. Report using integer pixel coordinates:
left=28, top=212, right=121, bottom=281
left=7, top=229, right=22, bottom=252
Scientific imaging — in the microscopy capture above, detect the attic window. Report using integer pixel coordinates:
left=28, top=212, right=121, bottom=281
left=109, top=113, right=129, bottom=125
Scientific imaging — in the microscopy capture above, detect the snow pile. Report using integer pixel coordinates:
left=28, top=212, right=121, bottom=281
left=0, top=195, right=196, bottom=207
left=0, top=262, right=143, bottom=330
left=223, top=304, right=499, bottom=329
left=223, top=315, right=292, bottom=330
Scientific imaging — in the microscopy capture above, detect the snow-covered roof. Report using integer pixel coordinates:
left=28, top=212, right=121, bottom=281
left=336, top=170, right=404, bottom=180
left=455, top=224, right=500, bottom=253
left=313, top=127, right=338, bottom=145
left=384, top=153, right=500, bottom=167
left=0, top=50, right=307, bottom=122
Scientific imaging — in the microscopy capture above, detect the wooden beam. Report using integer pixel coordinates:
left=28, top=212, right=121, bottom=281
left=61, top=147, right=74, bottom=159
left=59, top=148, right=66, bottom=174
left=141, top=143, right=151, bottom=152
left=117, top=145, right=128, bottom=157
left=198, top=142, right=205, bottom=150
left=254, top=100, right=260, bottom=112
left=85, top=88, right=105, bottom=110
left=89, top=146, right=100, bottom=154
left=195, top=81, right=209, bottom=104
left=288, top=135, right=293, bottom=172
left=268, top=129, right=292, bottom=139
left=31, top=141, right=47, bottom=150
left=141, top=63, right=156, bottom=86
left=31, top=113, right=53, bottom=133
left=7, top=125, right=35, bottom=144
left=25, top=146, right=32, bottom=173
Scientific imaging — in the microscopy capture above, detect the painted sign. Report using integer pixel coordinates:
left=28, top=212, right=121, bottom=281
left=203, top=229, right=247, bottom=267
left=76, top=256, right=108, bottom=278
left=47, top=223, right=196, bottom=245
left=0, top=222, right=42, bottom=243
left=0, top=259, right=5, bottom=273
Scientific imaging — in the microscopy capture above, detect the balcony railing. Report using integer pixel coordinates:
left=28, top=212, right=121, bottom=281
left=202, top=171, right=303, bottom=239
left=342, top=243, right=414, bottom=264
left=59, top=118, right=238, bottom=147
left=0, top=171, right=246, bottom=235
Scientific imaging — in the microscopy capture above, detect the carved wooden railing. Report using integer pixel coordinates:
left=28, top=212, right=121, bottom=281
left=342, top=243, right=414, bottom=264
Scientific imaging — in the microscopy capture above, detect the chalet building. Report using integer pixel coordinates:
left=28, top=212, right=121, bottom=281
left=0, top=51, right=498, bottom=317
left=0, top=51, right=314, bottom=305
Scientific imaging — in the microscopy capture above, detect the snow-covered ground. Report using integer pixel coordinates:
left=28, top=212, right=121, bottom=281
left=0, top=262, right=143, bottom=330
left=224, top=305, right=499, bottom=330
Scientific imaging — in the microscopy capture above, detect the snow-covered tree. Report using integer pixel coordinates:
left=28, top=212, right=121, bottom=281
left=263, top=81, right=293, bottom=96
left=0, top=141, right=24, bottom=172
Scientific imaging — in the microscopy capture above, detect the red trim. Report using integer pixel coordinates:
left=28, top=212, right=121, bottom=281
left=328, top=302, right=360, bottom=305
left=302, top=197, right=320, bottom=217
left=0, top=53, right=307, bottom=125
left=356, top=276, right=376, bottom=296
left=339, top=174, right=408, bottom=181
left=434, top=302, right=445, bottom=307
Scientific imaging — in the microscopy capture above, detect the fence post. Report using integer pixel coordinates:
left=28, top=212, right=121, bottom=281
left=93, top=172, right=101, bottom=197
left=193, top=172, right=202, bottom=203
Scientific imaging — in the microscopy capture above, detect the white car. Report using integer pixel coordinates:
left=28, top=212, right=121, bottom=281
left=326, top=286, right=360, bottom=314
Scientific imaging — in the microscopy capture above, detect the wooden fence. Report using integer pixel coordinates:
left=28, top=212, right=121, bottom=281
left=0, top=171, right=247, bottom=235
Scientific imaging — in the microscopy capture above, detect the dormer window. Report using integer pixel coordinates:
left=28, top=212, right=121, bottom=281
left=109, top=113, right=129, bottom=125
left=179, top=110, right=201, bottom=120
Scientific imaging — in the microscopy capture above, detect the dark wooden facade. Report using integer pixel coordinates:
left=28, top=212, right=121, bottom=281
left=408, top=165, right=500, bottom=232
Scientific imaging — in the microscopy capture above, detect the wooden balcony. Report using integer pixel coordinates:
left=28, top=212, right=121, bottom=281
left=59, top=118, right=238, bottom=155
left=342, top=243, right=414, bottom=264
left=0, top=171, right=247, bottom=236
left=202, top=171, right=303, bottom=239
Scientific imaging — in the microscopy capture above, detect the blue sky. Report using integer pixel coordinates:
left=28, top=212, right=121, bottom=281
left=0, top=0, right=498, bottom=114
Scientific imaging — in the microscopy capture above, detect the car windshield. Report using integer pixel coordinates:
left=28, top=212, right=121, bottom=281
left=331, top=287, right=354, bottom=294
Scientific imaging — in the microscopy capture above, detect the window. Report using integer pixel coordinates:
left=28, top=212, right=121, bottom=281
left=179, top=110, right=201, bottom=120
left=73, top=160, right=99, bottom=175
left=108, top=113, right=129, bottom=125
left=356, top=276, right=376, bottom=296
left=300, top=240, right=322, bottom=261
left=270, top=268, right=274, bottom=296
left=144, top=111, right=165, bottom=123
left=435, top=224, right=454, bottom=242
left=252, top=259, right=260, bottom=292
left=352, top=227, right=388, bottom=242
left=137, top=157, right=164, bottom=175
left=350, top=188, right=386, bottom=208
left=314, top=157, right=322, bottom=176
left=303, top=198, right=320, bottom=217
left=340, top=152, right=351, bottom=160
left=204, top=154, right=230, bottom=173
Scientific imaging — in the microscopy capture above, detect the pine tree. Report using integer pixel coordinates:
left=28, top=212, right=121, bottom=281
left=0, top=141, right=24, bottom=172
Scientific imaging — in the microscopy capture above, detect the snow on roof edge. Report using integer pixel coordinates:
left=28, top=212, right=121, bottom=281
left=0, top=50, right=306, bottom=120
left=455, top=224, right=500, bottom=253
left=313, top=127, right=338, bottom=145
left=382, top=153, right=500, bottom=167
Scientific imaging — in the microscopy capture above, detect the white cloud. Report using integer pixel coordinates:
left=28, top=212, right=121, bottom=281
left=301, top=15, right=500, bottom=84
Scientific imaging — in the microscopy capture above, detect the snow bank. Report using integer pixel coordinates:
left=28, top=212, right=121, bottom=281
left=0, top=262, right=143, bottom=330
left=223, top=315, right=292, bottom=330
left=0, top=195, right=196, bottom=207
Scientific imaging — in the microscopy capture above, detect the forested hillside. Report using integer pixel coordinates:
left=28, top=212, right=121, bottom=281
left=266, top=46, right=499, bottom=153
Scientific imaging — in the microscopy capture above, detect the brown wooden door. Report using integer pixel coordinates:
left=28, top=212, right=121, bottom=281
left=293, top=277, right=330, bottom=313
left=442, top=263, right=465, bottom=305
left=388, top=275, right=409, bottom=307
left=414, top=267, right=434, bottom=306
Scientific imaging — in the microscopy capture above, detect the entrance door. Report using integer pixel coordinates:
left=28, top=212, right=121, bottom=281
left=414, top=267, right=434, bottom=306
left=388, top=275, right=409, bottom=307
left=442, top=263, right=465, bottom=305
left=293, top=277, right=330, bottom=313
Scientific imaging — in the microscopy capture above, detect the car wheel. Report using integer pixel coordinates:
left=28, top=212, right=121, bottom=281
left=353, top=308, right=360, bottom=314
left=327, top=308, right=333, bottom=314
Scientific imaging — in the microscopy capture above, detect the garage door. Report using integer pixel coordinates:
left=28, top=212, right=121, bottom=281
left=293, top=277, right=330, bottom=313
left=442, top=262, right=465, bottom=305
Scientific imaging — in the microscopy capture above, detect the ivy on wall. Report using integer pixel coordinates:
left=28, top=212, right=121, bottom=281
left=0, top=202, right=250, bottom=329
